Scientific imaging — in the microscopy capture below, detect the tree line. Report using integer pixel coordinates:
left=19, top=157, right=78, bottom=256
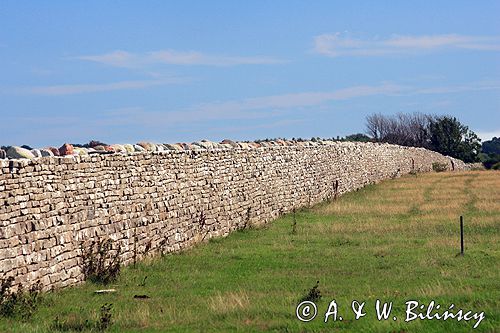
left=480, top=137, right=500, bottom=169
left=351, top=112, right=498, bottom=168
left=362, top=112, right=482, bottom=163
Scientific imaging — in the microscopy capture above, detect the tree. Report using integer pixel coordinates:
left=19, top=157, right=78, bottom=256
left=482, top=137, right=500, bottom=154
left=480, top=137, right=500, bottom=169
left=343, top=133, right=371, bottom=142
left=365, top=112, right=432, bottom=147
left=365, top=113, right=385, bottom=141
left=480, top=152, right=500, bottom=169
left=429, top=116, right=481, bottom=163
left=366, top=112, right=481, bottom=163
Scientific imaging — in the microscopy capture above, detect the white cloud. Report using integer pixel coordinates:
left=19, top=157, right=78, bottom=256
left=92, top=83, right=407, bottom=126
left=9, top=78, right=190, bottom=96
left=206, top=81, right=500, bottom=113
left=101, top=81, right=500, bottom=126
left=313, top=33, right=500, bottom=57
left=75, top=50, right=286, bottom=67
left=149, top=50, right=284, bottom=66
left=190, top=83, right=405, bottom=115
left=476, top=130, right=500, bottom=141
left=410, top=81, right=500, bottom=95
left=77, top=50, right=139, bottom=68
left=8, top=81, right=500, bottom=138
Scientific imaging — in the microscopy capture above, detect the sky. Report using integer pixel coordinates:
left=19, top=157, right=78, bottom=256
left=0, top=1, right=499, bottom=147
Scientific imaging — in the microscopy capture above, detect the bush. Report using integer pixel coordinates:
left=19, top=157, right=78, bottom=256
left=492, top=162, right=500, bottom=170
left=432, top=162, right=448, bottom=172
left=480, top=153, right=500, bottom=169
left=299, top=281, right=321, bottom=303
left=84, top=140, right=108, bottom=149
left=0, top=276, right=42, bottom=319
left=81, top=239, right=121, bottom=284
left=98, top=303, right=113, bottom=331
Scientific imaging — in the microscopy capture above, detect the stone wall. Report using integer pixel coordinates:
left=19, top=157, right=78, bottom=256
left=0, top=141, right=466, bottom=290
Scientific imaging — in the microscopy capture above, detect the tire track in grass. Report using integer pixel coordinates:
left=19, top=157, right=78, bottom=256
left=408, top=173, right=447, bottom=217
left=463, top=172, right=480, bottom=216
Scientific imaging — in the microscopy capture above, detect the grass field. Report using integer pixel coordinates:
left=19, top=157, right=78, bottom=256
left=1, top=171, right=499, bottom=332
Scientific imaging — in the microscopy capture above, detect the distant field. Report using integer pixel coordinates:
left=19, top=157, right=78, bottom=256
left=1, top=171, right=499, bottom=332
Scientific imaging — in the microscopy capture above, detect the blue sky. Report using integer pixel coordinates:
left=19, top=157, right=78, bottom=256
left=1, top=1, right=499, bottom=147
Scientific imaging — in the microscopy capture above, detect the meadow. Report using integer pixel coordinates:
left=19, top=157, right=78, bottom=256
left=1, top=171, right=498, bottom=332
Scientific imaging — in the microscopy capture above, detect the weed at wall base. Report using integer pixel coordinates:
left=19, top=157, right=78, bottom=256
left=0, top=276, right=42, bottom=320
left=432, top=162, right=448, bottom=172
left=81, top=239, right=121, bottom=284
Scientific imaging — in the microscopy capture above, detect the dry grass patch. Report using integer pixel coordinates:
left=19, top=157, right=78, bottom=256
left=420, top=200, right=469, bottom=213
left=322, top=201, right=410, bottom=215
left=468, top=215, right=500, bottom=225
left=416, top=281, right=474, bottom=298
left=209, top=290, right=250, bottom=315
left=474, top=199, right=500, bottom=212
left=116, top=303, right=154, bottom=329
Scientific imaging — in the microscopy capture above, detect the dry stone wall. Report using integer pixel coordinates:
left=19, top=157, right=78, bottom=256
left=0, top=141, right=466, bottom=290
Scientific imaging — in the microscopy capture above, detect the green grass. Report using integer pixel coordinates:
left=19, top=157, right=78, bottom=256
left=1, top=171, right=499, bottom=332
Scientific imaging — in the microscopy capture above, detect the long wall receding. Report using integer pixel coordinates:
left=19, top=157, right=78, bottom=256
left=0, top=141, right=467, bottom=290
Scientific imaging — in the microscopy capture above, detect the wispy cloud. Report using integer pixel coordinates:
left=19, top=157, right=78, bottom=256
left=186, top=83, right=404, bottom=117
left=76, top=50, right=286, bottom=68
left=7, top=81, right=500, bottom=146
left=411, top=81, right=500, bottom=95
left=5, top=77, right=191, bottom=96
left=88, top=83, right=406, bottom=127
left=98, top=81, right=500, bottom=126
left=476, top=130, right=500, bottom=141
left=313, top=33, right=500, bottom=57
left=149, top=50, right=285, bottom=66
left=77, top=50, right=138, bottom=67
